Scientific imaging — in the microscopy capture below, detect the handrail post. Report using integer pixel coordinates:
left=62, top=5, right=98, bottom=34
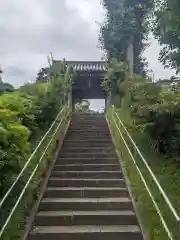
left=68, top=88, right=72, bottom=111
left=177, top=219, right=180, bottom=240
left=107, top=92, right=112, bottom=108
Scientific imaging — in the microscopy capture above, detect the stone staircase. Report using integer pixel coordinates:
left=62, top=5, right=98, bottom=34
left=27, top=113, right=143, bottom=240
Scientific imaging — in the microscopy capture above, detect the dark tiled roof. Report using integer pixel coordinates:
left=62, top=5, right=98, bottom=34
left=65, top=61, right=107, bottom=72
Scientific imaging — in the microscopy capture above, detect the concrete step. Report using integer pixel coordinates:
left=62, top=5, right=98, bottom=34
left=62, top=141, right=113, bottom=148
left=60, top=147, right=115, bottom=154
left=28, top=225, right=142, bottom=240
left=66, top=136, right=112, bottom=141
left=56, top=158, right=119, bottom=165
left=69, top=125, right=108, bottom=129
left=25, top=114, right=143, bottom=240
left=35, top=210, right=137, bottom=226
left=68, top=128, right=109, bottom=132
left=69, top=128, right=108, bottom=131
left=47, top=178, right=125, bottom=188
left=43, top=187, right=129, bottom=198
left=68, top=125, right=108, bottom=128
left=53, top=164, right=120, bottom=171
left=61, top=146, right=114, bottom=150
left=65, top=137, right=112, bottom=141
left=69, top=128, right=108, bottom=132
left=39, top=197, right=133, bottom=211
left=50, top=170, right=123, bottom=179
left=70, top=118, right=106, bottom=120
left=63, top=139, right=112, bottom=144
left=67, top=133, right=111, bottom=137
left=59, top=153, right=117, bottom=159
left=70, top=122, right=107, bottom=126
left=67, top=130, right=110, bottom=134
left=72, top=117, right=106, bottom=120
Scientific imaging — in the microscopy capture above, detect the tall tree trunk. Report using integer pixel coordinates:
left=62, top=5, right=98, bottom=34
left=126, top=36, right=134, bottom=75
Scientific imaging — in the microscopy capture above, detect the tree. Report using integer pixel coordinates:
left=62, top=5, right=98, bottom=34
left=100, top=0, right=154, bottom=75
left=0, top=66, right=14, bottom=94
left=36, top=67, right=48, bottom=83
left=153, top=0, right=180, bottom=73
left=75, top=100, right=91, bottom=113
left=0, top=82, right=14, bottom=94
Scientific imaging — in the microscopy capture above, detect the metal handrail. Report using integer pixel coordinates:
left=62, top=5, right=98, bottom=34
left=110, top=106, right=179, bottom=240
left=0, top=106, right=65, bottom=210
left=0, top=104, right=70, bottom=238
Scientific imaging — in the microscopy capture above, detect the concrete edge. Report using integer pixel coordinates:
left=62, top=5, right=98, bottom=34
left=105, top=114, right=149, bottom=240
left=22, top=115, right=71, bottom=240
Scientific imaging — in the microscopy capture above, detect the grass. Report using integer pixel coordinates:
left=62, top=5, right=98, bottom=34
left=0, top=109, right=71, bottom=240
left=108, top=108, right=180, bottom=240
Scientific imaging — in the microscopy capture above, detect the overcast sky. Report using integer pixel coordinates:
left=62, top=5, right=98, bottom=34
left=0, top=0, right=175, bottom=90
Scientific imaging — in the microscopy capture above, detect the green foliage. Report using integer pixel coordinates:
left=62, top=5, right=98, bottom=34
left=153, top=0, right=180, bottom=73
left=108, top=60, right=180, bottom=160
left=36, top=68, right=48, bottom=83
left=0, top=66, right=14, bottom=93
left=0, top=82, right=14, bottom=94
left=0, top=92, right=39, bottom=133
left=108, top=108, right=180, bottom=239
left=0, top=108, right=31, bottom=194
left=100, top=0, right=154, bottom=74
left=0, top=60, right=73, bottom=195
left=75, top=100, right=90, bottom=113
left=101, top=60, right=129, bottom=95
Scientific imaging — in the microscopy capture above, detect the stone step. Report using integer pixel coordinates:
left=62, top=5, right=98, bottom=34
left=71, top=121, right=107, bottom=124
left=66, top=137, right=112, bottom=142
left=25, top=114, right=143, bottom=240
left=67, top=133, right=111, bottom=137
left=60, top=147, right=115, bottom=154
left=63, top=139, right=112, bottom=144
left=47, top=178, right=125, bottom=188
left=66, top=136, right=112, bottom=141
left=70, top=118, right=106, bottom=121
left=73, top=115, right=105, bottom=117
left=59, top=153, right=117, bottom=159
left=35, top=210, right=137, bottom=226
left=44, top=187, right=129, bottom=198
left=62, top=141, right=113, bottom=147
left=68, top=128, right=108, bottom=132
left=71, top=121, right=106, bottom=124
left=68, top=129, right=110, bottom=133
left=50, top=170, right=123, bottom=179
left=69, top=124, right=108, bottom=128
left=39, top=197, right=133, bottom=211
left=67, top=130, right=110, bottom=133
left=28, top=225, right=142, bottom=240
left=53, top=164, right=120, bottom=171
left=70, top=122, right=107, bottom=126
left=69, top=128, right=108, bottom=132
left=56, top=158, right=118, bottom=165
left=69, top=125, right=108, bottom=129
left=72, top=117, right=106, bottom=120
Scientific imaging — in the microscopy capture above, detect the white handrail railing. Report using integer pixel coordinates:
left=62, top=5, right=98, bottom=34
left=0, top=106, right=65, bottom=210
left=0, top=104, right=70, bottom=238
left=109, top=106, right=179, bottom=240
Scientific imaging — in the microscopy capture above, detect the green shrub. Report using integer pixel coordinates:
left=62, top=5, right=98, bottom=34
left=105, top=60, right=180, bottom=160
left=0, top=108, right=31, bottom=194
left=0, top=60, right=73, bottom=195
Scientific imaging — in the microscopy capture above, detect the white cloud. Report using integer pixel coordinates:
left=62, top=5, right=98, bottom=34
left=0, top=0, right=175, bottom=89
left=0, top=0, right=103, bottom=87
